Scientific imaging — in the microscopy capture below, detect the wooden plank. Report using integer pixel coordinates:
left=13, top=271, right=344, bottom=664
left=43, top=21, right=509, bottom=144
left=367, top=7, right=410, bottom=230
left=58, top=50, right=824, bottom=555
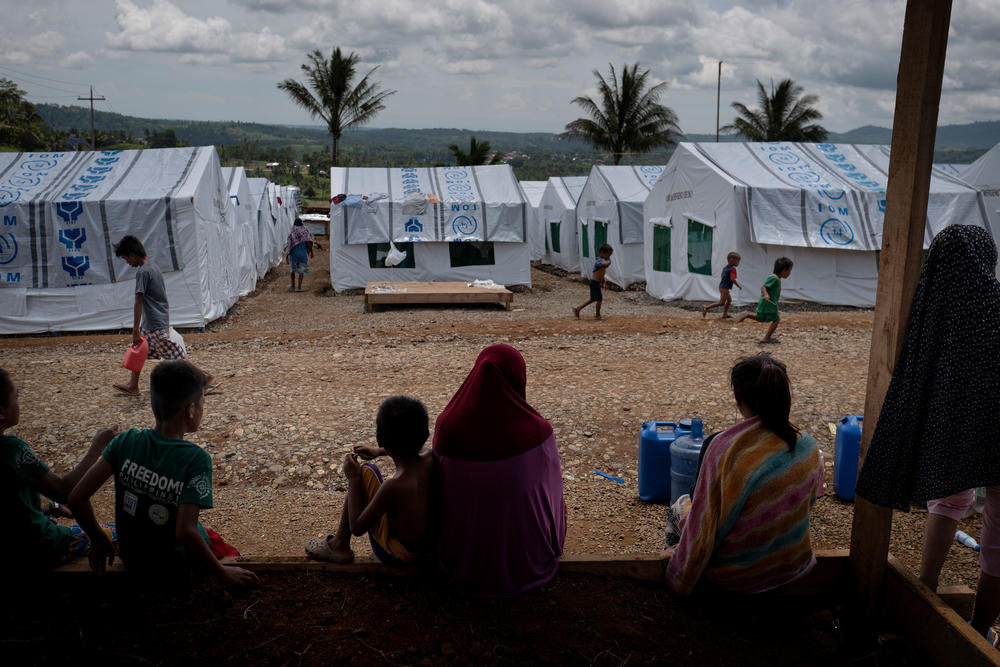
left=884, top=556, right=1000, bottom=666
left=364, top=281, right=513, bottom=311
left=938, top=584, right=977, bottom=619
left=850, top=0, right=953, bottom=615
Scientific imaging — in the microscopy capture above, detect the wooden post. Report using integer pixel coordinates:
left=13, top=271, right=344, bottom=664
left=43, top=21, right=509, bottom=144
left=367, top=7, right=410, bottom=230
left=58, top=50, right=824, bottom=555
left=849, top=0, right=953, bottom=614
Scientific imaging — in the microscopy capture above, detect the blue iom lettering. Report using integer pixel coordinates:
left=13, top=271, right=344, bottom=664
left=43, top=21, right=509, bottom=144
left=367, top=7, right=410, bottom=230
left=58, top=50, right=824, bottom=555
left=450, top=203, right=478, bottom=212
left=3, top=215, right=15, bottom=226
left=817, top=204, right=849, bottom=216
left=6, top=272, right=20, bottom=283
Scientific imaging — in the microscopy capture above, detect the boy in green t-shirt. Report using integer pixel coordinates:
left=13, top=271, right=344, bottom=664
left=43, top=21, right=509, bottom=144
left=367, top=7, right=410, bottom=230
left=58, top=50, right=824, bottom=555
left=737, top=257, right=794, bottom=344
left=69, top=361, right=257, bottom=586
left=0, top=368, right=116, bottom=569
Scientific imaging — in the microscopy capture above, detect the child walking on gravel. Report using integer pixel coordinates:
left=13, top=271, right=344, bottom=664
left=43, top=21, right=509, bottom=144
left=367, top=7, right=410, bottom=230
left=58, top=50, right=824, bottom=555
left=737, top=257, right=793, bottom=344
left=285, top=218, right=314, bottom=293
left=306, top=395, right=434, bottom=565
left=703, top=252, right=743, bottom=318
left=574, top=243, right=613, bottom=320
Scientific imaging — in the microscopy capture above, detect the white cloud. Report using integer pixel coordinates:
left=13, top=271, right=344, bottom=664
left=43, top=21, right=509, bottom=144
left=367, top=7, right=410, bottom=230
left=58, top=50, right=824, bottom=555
left=59, top=51, right=93, bottom=69
left=441, top=60, right=494, bottom=75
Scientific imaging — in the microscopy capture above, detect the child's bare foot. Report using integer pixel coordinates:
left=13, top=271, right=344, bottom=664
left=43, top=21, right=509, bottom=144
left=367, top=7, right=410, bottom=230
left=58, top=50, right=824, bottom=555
left=701, top=306, right=707, bottom=318
left=736, top=312, right=752, bottom=323
left=572, top=306, right=580, bottom=319
left=720, top=314, right=733, bottom=319
left=305, top=536, right=354, bottom=563
left=759, top=337, right=780, bottom=344
left=113, top=382, right=140, bottom=396
left=594, top=315, right=603, bottom=320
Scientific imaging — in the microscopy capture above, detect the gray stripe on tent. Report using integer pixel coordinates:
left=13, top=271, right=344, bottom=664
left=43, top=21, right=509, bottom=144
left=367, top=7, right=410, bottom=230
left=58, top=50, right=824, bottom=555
left=46, top=151, right=92, bottom=201
left=226, top=167, right=236, bottom=193
left=630, top=165, right=655, bottom=192
left=740, top=143, right=794, bottom=188
left=99, top=151, right=142, bottom=282
left=0, top=152, right=24, bottom=182
left=850, top=144, right=890, bottom=180
left=799, top=189, right=813, bottom=248
left=28, top=201, right=37, bottom=288
left=739, top=144, right=813, bottom=247
left=429, top=168, right=446, bottom=240
left=469, top=166, right=488, bottom=241
left=163, top=147, right=199, bottom=271
left=745, top=187, right=756, bottom=243
left=31, top=152, right=90, bottom=288
left=385, top=167, right=394, bottom=244
left=343, top=170, right=351, bottom=244
left=38, top=202, right=49, bottom=287
left=849, top=190, right=878, bottom=251
left=692, top=144, right=750, bottom=187
left=797, top=143, right=867, bottom=193
left=976, top=192, right=994, bottom=241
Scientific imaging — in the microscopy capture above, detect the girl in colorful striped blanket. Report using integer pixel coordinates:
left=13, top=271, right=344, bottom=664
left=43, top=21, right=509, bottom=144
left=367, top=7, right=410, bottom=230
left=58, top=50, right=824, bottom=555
left=663, top=355, right=824, bottom=596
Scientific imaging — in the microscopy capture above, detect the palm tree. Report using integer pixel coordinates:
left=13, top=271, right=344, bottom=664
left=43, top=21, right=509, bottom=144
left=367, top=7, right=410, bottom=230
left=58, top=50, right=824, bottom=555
left=448, top=136, right=502, bottom=166
left=723, top=78, right=828, bottom=142
left=562, top=63, right=681, bottom=165
left=277, top=47, right=396, bottom=165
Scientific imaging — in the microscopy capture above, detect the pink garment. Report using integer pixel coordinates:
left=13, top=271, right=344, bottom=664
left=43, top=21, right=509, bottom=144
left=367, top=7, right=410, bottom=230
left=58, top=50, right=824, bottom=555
left=435, top=433, right=566, bottom=597
left=927, top=489, right=976, bottom=521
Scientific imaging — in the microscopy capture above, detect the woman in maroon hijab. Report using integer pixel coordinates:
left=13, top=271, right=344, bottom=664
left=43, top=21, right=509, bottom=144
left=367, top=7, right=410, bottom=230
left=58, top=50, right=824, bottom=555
left=433, top=344, right=566, bottom=597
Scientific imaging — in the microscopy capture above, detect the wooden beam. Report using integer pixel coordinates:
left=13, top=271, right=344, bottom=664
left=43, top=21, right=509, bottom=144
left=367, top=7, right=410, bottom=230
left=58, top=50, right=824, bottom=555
left=850, top=0, right=953, bottom=614
left=884, top=557, right=1000, bottom=666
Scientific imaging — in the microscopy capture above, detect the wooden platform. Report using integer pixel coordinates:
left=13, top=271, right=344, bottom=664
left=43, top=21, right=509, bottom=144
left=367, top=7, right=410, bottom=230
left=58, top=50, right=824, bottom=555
left=363, top=281, right=513, bottom=312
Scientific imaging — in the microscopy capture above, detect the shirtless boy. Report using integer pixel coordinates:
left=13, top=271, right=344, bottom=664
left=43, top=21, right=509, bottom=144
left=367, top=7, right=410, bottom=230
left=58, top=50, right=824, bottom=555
left=573, top=243, right=613, bottom=320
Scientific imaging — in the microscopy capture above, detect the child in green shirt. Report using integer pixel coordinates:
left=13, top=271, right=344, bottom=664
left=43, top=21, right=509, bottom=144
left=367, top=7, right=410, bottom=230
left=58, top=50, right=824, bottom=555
left=0, top=368, right=116, bottom=569
left=69, top=361, right=257, bottom=586
left=737, top=257, right=794, bottom=344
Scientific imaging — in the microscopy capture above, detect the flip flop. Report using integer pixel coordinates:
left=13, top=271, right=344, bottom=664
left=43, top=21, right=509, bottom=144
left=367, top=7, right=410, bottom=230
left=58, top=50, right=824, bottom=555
left=112, top=383, right=140, bottom=396
left=305, top=536, right=354, bottom=564
left=760, top=338, right=781, bottom=344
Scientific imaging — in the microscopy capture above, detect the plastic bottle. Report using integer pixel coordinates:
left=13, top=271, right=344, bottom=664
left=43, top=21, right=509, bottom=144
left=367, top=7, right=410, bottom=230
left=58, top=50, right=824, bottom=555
left=669, top=418, right=704, bottom=504
left=637, top=421, right=678, bottom=503
left=121, top=336, right=149, bottom=373
left=956, top=530, right=981, bottom=551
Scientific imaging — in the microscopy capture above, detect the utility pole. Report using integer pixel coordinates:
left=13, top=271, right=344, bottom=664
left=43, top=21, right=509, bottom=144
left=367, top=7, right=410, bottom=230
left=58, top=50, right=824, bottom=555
left=77, top=86, right=105, bottom=150
left=716, top=61, right=723, bottom=142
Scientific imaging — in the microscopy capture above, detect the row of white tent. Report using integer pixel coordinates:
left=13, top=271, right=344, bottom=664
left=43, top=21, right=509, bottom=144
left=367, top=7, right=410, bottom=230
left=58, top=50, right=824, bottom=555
left=0, top=147, right=297, bottom=334
left=517, top=143, right=1000, bottom=307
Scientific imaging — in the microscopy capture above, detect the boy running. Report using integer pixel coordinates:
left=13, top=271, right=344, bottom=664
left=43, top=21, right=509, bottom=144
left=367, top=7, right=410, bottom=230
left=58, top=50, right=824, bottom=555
left=737, top=257, right=794, bottom=344
left=573, top=243, right=613, bottom=320
left=112, top=235, right=213, bottom=396
left=703, top=252, right=743, bottom=318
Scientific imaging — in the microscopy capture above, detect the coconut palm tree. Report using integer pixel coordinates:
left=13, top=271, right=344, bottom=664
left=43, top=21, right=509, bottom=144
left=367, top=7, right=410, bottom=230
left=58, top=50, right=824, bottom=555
left=277, top=47, right=396, bottom=166
left=448, top=136, right=502, bottom=166
left=562, top=63, right=681, bottom=165
left=723, top=78, right=828, bottom=142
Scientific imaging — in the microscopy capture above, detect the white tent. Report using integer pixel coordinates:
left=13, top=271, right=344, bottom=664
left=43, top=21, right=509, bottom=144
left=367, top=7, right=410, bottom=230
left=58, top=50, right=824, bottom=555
left=221, top=167, right=259, bottom=296
left=575, top=165, right=665, bottom=287
left=328, top=165, right=531, bottom=291
left=519, top=180, right=547, bottom=261
left=960, top=144, right=1000, bottom=243
left=539, top=176, right=587, bottom=272
left=933, top=163, right=968, bottom=177
left=247, top=177, right=276, bottom=279
left=0, top=147, right=240, bottom=333
left=644, top=142, right=990, bottom=307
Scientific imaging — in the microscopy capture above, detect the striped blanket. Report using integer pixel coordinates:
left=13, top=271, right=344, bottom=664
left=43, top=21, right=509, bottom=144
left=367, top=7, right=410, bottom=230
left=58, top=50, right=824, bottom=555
left=664, top=416, right=823, bottom=596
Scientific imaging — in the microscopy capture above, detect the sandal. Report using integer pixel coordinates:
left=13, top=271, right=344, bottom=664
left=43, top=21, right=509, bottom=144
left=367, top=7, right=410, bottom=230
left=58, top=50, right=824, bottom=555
left=305, top=536, right=354, bottom=563
left=760, top=338, right=781, bottom=344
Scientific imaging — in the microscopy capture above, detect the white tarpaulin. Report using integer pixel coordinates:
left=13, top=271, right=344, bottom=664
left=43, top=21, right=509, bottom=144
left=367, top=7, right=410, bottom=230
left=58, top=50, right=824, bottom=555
left=540, top=176, right=586, bottom=272
left=519, top=180, right=547, bottom=260
left=221, top=166, right=258, bottom=296
left=0, top=147, right=242, bottom=333
left=960, top=144, right=1000, bottom=243
left=331, top=165, right=528, bottom=244
left=643, top=142, right=989, bottom=308
left=690, top=143, right=986, bottom=251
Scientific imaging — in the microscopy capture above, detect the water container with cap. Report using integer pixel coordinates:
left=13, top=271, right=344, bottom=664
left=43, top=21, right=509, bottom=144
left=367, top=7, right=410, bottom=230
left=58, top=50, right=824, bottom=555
left=833, top=415, right=863, bottom=501
left=670, top=418, right=705, bottom=503
left=121, top=335, right=149, bottom=373
left=638, top=421, right=678, bottom=502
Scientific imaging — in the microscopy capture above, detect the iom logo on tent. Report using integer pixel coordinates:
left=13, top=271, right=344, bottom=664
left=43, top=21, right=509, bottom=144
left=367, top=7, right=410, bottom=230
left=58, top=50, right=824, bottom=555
left=452, top=215, right=478, bottom=236
left=61, top=255, right=90, bottom=279
left=0, top=189, right=18, bottom=207
left=56, top=201, right=84, bottom=223
left=820, top=218, right=855, bottom=246
left=404, top=218, right=423, bottom=233
left=0, top=233, right=16, bottom=265
left=58, top=228, right=86, bottom=250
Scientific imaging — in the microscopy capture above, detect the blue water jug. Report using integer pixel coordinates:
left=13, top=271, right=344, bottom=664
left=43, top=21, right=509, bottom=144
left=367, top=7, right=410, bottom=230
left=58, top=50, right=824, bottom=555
left=670, top=418, right=704, bottom=503
left=638, top=421, right=679, bottom=502
left=675, top=418, right=693, bottom=440
left=834, top=415, right=863, bottom=501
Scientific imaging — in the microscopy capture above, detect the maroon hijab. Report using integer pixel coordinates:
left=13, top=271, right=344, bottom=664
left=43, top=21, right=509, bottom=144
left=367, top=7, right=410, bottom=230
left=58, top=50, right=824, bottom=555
left=433, top=344, right=553, bottom=462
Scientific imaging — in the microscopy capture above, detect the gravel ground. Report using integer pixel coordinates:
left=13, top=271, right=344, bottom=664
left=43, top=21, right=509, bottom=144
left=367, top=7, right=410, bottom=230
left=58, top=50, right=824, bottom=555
left=0, top=241, right=984, bottom=590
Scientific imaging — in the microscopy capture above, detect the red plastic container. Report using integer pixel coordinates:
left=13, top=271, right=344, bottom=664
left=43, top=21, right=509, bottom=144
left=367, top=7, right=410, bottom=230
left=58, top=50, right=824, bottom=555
left=122, top=336, right=149, bottom=373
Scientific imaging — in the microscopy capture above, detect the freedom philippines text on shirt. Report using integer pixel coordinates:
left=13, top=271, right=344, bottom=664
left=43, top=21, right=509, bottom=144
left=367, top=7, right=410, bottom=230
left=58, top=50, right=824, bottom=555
left=117, top=458, right=187, bottom=504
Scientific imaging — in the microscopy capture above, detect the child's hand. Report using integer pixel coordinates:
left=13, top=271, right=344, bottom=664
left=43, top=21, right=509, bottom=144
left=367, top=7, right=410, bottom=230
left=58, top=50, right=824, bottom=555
left=88, top=535, right=116, bottom=575
left=343, top=452, right=361, bottom=479
left=353, top=445, right=380, bottom=460
left=220, top=565, right=259, bottom=587
left=131, top=331, right=142, bottom=347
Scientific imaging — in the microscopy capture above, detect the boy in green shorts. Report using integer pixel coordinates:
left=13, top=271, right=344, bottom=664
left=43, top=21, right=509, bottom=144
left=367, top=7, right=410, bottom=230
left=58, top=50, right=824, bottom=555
left=69, top=361, right=257, bottom=586
left=0, top=368, right=116, bottom=570
left=737, top=257, right=793, bottom=343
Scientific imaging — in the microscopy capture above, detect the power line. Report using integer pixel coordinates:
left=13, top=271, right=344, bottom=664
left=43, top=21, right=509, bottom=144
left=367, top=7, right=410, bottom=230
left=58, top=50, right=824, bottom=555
left=0, top=67, right=84, bottom=96
left=0, top=63, right=89, bottom=87
left=78, top=86, right=106, bottom=149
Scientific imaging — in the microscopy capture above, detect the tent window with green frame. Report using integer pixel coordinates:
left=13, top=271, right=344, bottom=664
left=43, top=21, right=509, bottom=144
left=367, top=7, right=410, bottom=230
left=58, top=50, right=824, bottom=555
left=581, top=222, right=590, bottom=258
left=549, top=222, right=561, bottom=254
left=687, top=218, right=712, bottom=276
left=593, top=220, right=608, bottom=252
left=653, top=224, right=671, bottom=272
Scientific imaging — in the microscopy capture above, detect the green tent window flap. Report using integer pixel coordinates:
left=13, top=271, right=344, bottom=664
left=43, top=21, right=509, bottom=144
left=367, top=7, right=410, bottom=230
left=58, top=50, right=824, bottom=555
left=594, top=220, right=608, bottom=252
left=549, top=222, right=561, bottom=254
left=687, top=219, right=713, bottom=276
left=449, top=241, right=496, bottom=267
left=653, top=225, right=671, bottom=272
left=367, top=242, right=415, bottom=269
left=581, top=222, right=590, bottom=258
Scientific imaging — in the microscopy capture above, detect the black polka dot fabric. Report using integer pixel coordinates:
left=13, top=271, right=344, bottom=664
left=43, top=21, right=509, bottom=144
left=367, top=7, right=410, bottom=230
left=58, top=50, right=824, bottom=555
left=856, top=224, right=1000, bottom=510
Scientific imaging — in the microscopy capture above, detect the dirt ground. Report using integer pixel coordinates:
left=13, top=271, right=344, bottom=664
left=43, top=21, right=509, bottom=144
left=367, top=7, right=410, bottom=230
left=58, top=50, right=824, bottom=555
left=2, top=571, right=926, bottom=666
left=0, top=240, right=984, bottom=591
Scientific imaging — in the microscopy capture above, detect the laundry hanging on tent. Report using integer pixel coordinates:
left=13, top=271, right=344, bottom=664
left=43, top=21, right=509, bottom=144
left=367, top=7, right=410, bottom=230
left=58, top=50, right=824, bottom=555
left=343, top=194, right=364, bottom=208
left=402, top=193, right=428, bottom=215
left=332, top=193, right=347, bottom=204
left=364, top=192, right=389, bottom=212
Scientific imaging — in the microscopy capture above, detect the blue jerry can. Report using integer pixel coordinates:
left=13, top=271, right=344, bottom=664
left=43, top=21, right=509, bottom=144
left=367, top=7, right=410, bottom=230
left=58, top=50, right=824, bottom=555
left=834, top=415, right=864, bottom=501
left=638, top=421, right=678, bottom=503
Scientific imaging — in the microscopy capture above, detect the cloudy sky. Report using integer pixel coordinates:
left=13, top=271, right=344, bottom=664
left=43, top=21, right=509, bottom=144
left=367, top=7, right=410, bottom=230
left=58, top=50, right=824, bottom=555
left=2, top=0, right=998, bottom=135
